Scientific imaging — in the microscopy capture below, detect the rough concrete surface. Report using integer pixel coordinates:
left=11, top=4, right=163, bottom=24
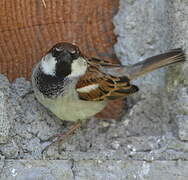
left=0, top=75, right=12, bottom=143
left=0, top=0, right=188, bottom=179
left=1, top=160, right=188, bottom=180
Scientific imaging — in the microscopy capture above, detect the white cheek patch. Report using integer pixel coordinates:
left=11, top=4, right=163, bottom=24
left=41, top=53, right=57, bottom=76
left=77, top=84, right=99, bottom=93
left=68, top=57, right=87, bottom=78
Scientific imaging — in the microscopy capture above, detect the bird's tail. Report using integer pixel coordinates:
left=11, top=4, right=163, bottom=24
left=101, top=49, right=185, bottom=80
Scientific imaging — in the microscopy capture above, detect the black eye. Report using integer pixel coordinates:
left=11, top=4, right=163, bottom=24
left=69, top=49, right=80, bottom=59
left=52, top=47, right=62, bottom=57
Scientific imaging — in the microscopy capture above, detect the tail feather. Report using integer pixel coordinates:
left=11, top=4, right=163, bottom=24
left=128, top=48, right=185, bottom=80
left=101, top=48, right=185, bottom=80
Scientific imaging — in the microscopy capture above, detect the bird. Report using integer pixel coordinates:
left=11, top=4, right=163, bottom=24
left=32, top=42, right=185, bottom=150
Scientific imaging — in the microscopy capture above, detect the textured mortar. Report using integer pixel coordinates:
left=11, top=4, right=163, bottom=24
left=0, top=0, right=188, bottom=179
left=0, top=75, right=14, bottom=144
left=1, top=160, right=188, bottom=180
left=114, top=0, right=188, bottom=140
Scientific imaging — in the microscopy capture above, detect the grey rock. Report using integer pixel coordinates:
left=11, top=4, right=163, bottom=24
left=0, top=74, right=10, bottom=96
left=0, top=91, right=9, bottom=143
left=75, top=160, right=188, bottom=180
left=177, top=115, right=188, bottom=141
left=114, top=0, right=188, bottom=141
left=123, top=94, right=170, bottom=136
left=114, top=0, right=171, bottom=96
left=11, top=78, right=32, bottom=98
left=113, top=0, right=173, bottom=142
left=167, top=0, right=188, bottom=140
left=0, top=160, right=74, bottom=180
left=1, top=160, right=188, bottom=180
left=0, top=140, right=19, bottom=159
left=0, top=75, right=11, bottom=143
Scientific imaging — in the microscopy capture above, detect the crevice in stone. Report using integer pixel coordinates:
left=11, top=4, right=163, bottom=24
left=70, top=158, right=76, bottom=179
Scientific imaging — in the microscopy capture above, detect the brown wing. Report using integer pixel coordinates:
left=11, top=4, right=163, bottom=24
left=76, top=59, right=139, bottom=101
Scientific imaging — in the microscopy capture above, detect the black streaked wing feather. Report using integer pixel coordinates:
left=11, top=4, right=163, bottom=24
left=76, top=60, right=138, bottom=101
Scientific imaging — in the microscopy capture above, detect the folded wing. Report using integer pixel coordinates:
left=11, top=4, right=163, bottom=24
left=76, top=58, right=138, bottom=101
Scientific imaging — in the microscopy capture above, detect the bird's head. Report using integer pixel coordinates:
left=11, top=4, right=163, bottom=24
left=40, top=42, right=87, bottom=78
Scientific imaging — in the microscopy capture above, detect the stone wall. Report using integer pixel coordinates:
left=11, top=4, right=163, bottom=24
left=0, top=0, right=188, bottom=179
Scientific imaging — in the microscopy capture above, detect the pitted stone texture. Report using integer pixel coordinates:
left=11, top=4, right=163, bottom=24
left=1, top=160, right=188, bottom=180
left=0, top=160, right=74, bottom=180
left=0, top=75, right=11, bottom=143
left=167, top=0, right=188, bottom=141
left=113, top=0, right=171, bottom=97
left=114, top=0, right=187, bottom=141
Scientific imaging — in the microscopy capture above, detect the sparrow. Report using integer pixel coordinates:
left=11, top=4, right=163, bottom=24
left=32, top=42, right=185, bottom=148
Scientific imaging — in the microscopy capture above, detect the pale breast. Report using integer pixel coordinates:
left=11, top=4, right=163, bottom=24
left=34, top=88, right=107, bottom=122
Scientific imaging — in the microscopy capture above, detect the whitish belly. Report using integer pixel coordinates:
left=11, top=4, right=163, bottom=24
left=35, top=91, right=107, bottom=122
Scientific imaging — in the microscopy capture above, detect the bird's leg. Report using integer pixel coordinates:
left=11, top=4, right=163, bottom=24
left=42, top=120, right=82, bottom=153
